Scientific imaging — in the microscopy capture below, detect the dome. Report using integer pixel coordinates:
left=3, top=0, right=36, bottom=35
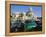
left=27, top=7, right=32, bottom=12
left=26, top=7, right=33, bottom=16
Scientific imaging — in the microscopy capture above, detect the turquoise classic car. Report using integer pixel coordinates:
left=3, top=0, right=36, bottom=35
left=24, top=19, right=37, bottom=31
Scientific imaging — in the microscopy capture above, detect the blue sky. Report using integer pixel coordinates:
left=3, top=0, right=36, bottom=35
left=11, top=5, right=42, bottom=17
